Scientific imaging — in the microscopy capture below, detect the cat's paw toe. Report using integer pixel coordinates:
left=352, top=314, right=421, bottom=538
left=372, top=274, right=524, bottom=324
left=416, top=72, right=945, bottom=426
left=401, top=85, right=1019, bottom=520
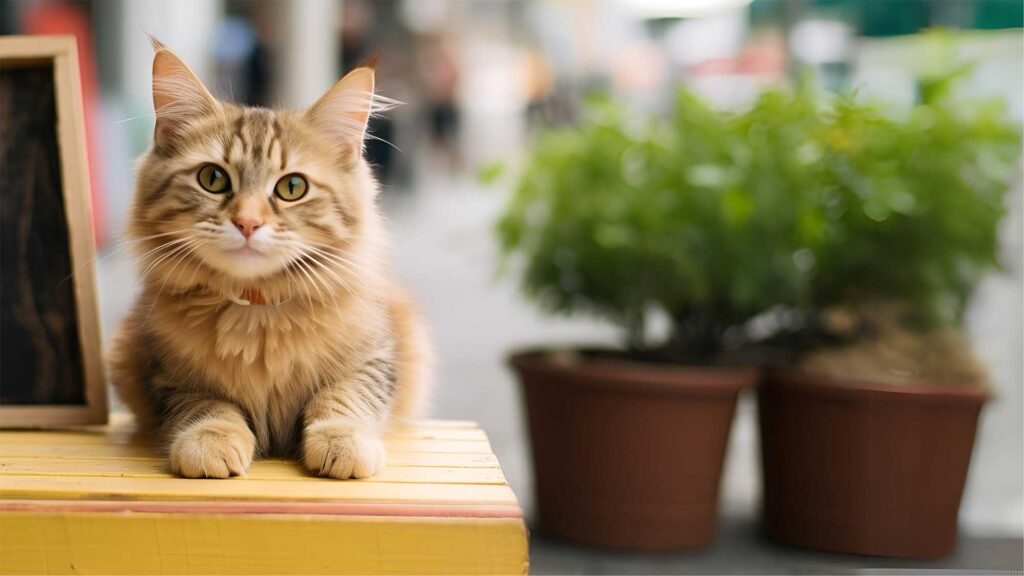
left=169, top=420, right=255, bottom=479
left=303, top=419, right=385, bottom=479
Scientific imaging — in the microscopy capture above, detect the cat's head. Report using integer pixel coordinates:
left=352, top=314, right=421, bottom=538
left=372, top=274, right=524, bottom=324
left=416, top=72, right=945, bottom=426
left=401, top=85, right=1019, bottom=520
left=130, top=39, right=391, bottom=303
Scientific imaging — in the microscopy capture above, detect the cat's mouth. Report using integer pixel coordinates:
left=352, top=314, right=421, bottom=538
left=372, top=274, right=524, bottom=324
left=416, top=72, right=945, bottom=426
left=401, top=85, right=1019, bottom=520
left=227, top=245, right=267, bottom=257
left=198, top=242, right=288, bottom=281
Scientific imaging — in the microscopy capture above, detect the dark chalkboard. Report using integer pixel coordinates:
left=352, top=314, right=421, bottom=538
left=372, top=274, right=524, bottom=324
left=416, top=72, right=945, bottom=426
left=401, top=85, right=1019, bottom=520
left=0, top=36, right=106, bottom=427
left=0, top=63, right=86, bottom=405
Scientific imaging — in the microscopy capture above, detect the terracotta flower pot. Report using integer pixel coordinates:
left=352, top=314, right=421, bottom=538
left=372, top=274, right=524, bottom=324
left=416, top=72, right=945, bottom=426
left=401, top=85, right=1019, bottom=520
left=758, top=369, right=988, bottom=558
left=509, top=350, right=756, bottom=551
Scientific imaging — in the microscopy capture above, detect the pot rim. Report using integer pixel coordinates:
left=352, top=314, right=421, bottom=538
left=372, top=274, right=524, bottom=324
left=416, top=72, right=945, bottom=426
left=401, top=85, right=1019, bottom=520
left=765, top=367, right=989, bottom=404
left=508, top=348, right=758, bottom=395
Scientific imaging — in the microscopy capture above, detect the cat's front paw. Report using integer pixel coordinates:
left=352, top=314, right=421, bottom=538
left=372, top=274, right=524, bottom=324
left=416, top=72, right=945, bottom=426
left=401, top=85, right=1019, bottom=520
left=303, top=419, right=385, bottom=479
left=169, top=419, right=255, bottom=479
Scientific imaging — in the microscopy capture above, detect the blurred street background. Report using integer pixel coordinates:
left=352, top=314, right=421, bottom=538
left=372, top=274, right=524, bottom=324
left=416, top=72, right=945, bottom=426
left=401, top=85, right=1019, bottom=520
left=2, top=1, right=1021, bottom=572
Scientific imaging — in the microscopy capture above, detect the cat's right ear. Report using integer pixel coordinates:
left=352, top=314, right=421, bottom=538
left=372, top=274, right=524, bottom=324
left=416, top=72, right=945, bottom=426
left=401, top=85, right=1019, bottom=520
left=150, top=36, right=218, bottom=147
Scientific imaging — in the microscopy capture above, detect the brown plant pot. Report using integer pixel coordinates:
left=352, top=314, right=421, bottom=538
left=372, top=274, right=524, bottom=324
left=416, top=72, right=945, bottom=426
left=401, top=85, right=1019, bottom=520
left=509, top=350, right=756, bottom=551
left=758, top=369, right=988, bottom=559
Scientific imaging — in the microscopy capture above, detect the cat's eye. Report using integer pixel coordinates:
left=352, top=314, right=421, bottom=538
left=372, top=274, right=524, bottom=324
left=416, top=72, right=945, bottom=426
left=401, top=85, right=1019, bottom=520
left=274, top=174, right=308, bottom=202
left=197, top=164, right=231, bottom=194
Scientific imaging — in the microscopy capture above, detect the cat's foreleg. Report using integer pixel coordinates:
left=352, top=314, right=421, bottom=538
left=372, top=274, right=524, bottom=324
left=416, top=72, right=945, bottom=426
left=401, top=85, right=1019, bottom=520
left=302, top=355, right=396, bottom=479
left=162, top=389, right=256, bottom=479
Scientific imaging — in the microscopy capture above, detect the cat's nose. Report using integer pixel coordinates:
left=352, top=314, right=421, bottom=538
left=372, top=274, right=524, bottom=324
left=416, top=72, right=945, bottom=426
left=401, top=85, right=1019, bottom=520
left=232, top=216, right=263, bottom=239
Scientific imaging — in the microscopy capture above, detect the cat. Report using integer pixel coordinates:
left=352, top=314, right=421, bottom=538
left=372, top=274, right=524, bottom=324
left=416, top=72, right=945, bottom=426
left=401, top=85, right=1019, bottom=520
left=107, top=39, right=431, bottom=480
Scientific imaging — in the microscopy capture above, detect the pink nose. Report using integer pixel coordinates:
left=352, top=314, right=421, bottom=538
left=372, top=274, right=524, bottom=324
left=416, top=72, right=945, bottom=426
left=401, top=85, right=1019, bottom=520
left=232, top=216, right=263, bottom=239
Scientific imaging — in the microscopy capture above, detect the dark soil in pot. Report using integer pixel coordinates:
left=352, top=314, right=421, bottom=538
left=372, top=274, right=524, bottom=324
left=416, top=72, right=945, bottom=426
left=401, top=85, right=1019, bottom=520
left=510, top=349, right=757, bottom=551
left=758, top=369, right=988, bottom=559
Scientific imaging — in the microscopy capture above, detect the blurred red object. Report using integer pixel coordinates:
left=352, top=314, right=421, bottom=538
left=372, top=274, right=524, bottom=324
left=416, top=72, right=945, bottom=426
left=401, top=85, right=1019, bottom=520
left=23, top=2, right=107, bottom=249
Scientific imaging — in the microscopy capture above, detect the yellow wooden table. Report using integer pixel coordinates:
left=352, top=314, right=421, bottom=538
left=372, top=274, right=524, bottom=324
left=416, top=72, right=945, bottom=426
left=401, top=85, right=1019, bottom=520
left=0, top=415, right=529, bottom=575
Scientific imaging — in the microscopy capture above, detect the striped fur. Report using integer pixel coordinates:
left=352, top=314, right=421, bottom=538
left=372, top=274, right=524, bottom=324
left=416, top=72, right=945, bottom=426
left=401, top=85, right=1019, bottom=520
left=107, top=43, right=432, bottom=479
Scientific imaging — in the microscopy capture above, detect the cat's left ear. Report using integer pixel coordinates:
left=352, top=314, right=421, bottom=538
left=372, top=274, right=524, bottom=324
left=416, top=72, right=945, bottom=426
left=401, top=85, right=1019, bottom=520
left=150, top=36, right=219, bottom=147
left=306, top=65, right=376, bottom=149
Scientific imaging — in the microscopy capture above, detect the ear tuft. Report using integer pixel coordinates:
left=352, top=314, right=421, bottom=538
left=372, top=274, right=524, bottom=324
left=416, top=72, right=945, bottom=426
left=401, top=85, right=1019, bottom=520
left=147, top=33, right=165, bottom=52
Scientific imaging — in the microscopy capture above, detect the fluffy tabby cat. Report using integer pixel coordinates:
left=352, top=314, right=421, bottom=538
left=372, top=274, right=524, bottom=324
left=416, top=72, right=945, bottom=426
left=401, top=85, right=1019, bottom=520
left=108, top=40, right=431, bottom=479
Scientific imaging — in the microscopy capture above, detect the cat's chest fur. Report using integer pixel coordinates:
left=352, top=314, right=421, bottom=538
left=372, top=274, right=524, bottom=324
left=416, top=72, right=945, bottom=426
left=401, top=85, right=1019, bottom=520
left=172, top=299, right=330, bottom=383
left=151, top=293, right=376, bottom=451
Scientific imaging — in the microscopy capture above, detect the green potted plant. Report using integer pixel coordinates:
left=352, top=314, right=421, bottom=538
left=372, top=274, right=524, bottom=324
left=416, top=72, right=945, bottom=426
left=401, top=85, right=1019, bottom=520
left=495, top=90, right=823, bottom=551
left=758, top=74, right=1021, bottom=558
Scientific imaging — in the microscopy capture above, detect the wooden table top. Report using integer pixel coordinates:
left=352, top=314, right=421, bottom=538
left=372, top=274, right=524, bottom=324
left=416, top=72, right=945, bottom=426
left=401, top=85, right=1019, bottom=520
left=0, top=414, right=529, bottom=575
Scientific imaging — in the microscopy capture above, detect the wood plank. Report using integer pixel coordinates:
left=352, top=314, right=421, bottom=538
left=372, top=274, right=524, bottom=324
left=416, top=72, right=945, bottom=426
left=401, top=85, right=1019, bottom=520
left=0, top=442, right=500, bottom=468
left=82, top=412, right=481, bottom=431
left=0, top=434, right=492, bottom=455
left=0, top=34, right=77, bottom=59
left=0, top=426, right=488, bottom=443
left=0, top=474, right=519, bottom=505
left=391, top=428, right=489, bottom=441
left=417, top=419, right=480, bottom=429
left=0, top=511, right=529, bottom=575
left=0, top=499, right=524, bottom=519
left=0, top=457, right=507, bottom=485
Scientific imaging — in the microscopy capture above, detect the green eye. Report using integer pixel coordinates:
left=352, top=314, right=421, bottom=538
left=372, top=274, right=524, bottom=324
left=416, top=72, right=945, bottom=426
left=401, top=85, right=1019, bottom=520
left=197, top=164, right=230, bottom=193
left=275, top=174, right=308, bottom=202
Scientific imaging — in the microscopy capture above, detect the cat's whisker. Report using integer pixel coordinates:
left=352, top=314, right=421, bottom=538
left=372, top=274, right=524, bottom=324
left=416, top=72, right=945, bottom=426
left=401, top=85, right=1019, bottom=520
left=314, top=256, right=368, bottom=293
left=312, top=250, right=381, bottom=280
left=304, top=245, right=379, bottom=277
left=144, top=239, right=204, bottom=281
left=133, top=242, right=192, bottom=276
left=183, top=242, right=211, bottom=291
left=166, top=240, right=210, bottom=293
left=364, top=132, right=401, bottom=153
left=129, top=218, right=195, bottom=224
left=155, top=239, right=207, bottom=296
left=121, top=230, right=191, bottom=244
left=60, top=241, right=145, bottom=285
left=291, top=261, right=317, bottom=309
left=277, top=250, right=314, bottom=309
left=296, top=252, right=376, bottom=312
left=111, top=232, right=205, bottom=265
left=278, top=260, right=302, bottom=305
left=134, top=232, right=204, bottom=252
left=134, top=237, right=202, bottom=276
left=117, top=112, right=156, bottom=124
left=292, top=256, right=331, bottom=307
left=301, top=239, right=372, bottom=264
left=301, top=254, right=351, bottom=308
left=139, top=236, right=205, bottom=280
left=144, top=239, right=209, bottom=321
left=312, top=252, right=384, bottom=299
left=59, top=230, right=199, bottom=286
left=305, top=252, right=375, bottom=315
left=278, top=243, right=354, bottom=311
left=144, top=246, right=194, bottom=316
left=295, top=241, right=384, bottom=282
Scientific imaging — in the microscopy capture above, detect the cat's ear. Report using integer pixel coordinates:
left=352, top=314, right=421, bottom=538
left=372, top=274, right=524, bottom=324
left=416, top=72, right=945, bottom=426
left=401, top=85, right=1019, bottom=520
left=150, top=36, right=218, bottom=147
left=305, top=65, right=377, bottom=149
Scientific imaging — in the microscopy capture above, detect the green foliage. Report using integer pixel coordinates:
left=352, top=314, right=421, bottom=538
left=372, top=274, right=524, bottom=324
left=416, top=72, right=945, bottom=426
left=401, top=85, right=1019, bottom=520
left=809, top=89, right=1019, bottom=326
left=497, top=80, right=1020, bottom=363
left=476, top=160, right=506, bottom=186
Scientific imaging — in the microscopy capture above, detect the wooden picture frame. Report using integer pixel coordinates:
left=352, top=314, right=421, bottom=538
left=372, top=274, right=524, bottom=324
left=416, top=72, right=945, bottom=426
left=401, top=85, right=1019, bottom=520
left=0, top=35, right=107, bottom=427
